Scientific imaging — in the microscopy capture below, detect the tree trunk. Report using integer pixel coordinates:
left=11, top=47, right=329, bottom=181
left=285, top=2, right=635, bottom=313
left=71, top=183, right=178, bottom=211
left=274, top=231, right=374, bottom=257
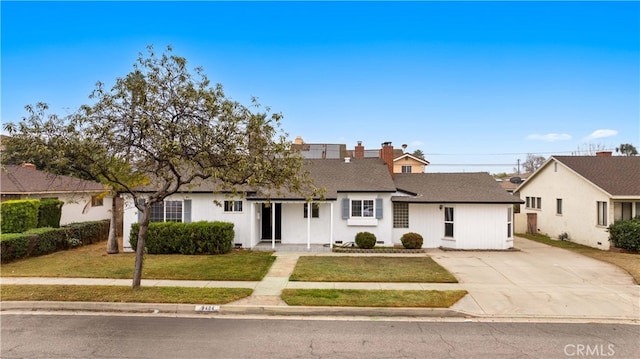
left=106, top=194, right=119, bottom=254
left=132, top=205, right=151, bottom=289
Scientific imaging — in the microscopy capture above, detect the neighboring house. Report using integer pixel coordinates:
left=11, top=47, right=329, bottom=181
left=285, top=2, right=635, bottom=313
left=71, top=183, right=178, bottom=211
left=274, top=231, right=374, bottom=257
left=122, top=142, right=522, bottom=251
left=0, top=163, right=112, bottom=225
left=393, top=153, right=430, bottom=174
left=498, top=173, right=530, bottom=194
left=514, top=153, right=640, bottom=250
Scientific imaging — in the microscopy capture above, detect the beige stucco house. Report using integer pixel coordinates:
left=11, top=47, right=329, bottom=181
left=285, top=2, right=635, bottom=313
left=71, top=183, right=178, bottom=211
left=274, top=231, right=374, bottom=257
left=514, top=153, right=640, bottom=250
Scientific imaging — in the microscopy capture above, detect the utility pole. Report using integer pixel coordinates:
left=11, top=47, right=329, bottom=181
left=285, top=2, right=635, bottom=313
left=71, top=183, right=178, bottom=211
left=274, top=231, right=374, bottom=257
left=517, top=159, right=521, bottom=175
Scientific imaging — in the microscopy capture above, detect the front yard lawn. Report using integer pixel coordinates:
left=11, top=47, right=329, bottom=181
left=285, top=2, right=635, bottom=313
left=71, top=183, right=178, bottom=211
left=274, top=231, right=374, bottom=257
left=281, top=289, right=467, bottom=307
left=289, top=256, right=458, bottom=283
left=518, top=233, right=640, bottom=284
left=1, top=284, right=252, bottom=304
left=0, top=242, right=275, bottom=281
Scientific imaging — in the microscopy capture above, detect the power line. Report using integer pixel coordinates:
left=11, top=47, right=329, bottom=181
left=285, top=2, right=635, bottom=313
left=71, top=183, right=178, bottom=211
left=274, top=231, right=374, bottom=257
left=425, top=148, right=618, bottom=156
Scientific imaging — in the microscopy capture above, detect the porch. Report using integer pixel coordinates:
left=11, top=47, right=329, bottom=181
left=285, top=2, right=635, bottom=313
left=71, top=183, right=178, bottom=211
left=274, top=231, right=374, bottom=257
left=252, top=242, right=333, bottom=253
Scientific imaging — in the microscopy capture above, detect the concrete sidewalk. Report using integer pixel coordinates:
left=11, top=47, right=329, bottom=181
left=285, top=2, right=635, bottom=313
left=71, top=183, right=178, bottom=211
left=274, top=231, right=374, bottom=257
left=2, top=238, right=639, bottom=321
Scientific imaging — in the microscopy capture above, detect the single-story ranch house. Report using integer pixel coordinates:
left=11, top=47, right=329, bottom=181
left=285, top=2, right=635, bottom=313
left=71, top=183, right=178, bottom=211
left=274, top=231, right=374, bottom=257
left=122, top=143, right=523, bottom=251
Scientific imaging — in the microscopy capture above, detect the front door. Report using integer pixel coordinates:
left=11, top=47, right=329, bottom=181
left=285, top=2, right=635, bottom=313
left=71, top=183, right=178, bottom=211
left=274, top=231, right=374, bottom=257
left=261, top=203, right=282, bottom=241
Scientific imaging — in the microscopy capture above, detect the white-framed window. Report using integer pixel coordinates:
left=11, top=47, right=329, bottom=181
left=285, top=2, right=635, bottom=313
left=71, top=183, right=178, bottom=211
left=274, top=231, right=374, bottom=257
left=401, top=165, right=412, bottom=173
left=91, top=195, right=104, bottom=207
left=224, top=200, right=243, bottom=213
left=507, top=207, right=512, bottom=238
left=393, top=202, right=409, bottom=228
left=597, top=201, right=607, bottom=226
left=556, top=198, right=563, bottom=215
left=444, top=207, right=454, bottom=237
left=352, top=199, right=374, bottom=218
left=304, top=203, right=319, bottom=218
left=150, top=200, right=183, bottom=222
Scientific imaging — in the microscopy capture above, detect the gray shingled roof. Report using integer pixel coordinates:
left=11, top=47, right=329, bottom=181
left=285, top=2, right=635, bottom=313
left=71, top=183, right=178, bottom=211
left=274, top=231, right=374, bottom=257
left=393, top=172, right=523, bottom=204
left=553, top=156, right=640, bottom=196
left=1, top=165, right=106, bottom=194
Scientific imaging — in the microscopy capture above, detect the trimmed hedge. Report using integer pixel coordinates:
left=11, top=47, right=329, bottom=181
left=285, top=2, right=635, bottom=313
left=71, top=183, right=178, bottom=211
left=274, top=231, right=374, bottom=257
left=401, top=232, right=424, bottom=249
left=0, top=220, right=109, bottom=263
left=1, top=200, right=41, bottom=233
left=609, top=217, right=640, bottom=253
left=129, top=221, right=234, bottom=255
left=38, top=199, right=64, bottom=228
left=355, top=231, right=376, bottom=249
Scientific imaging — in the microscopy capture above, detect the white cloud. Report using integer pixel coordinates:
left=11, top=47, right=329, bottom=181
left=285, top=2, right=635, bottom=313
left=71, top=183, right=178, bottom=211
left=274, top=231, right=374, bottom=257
left=526, top=133, right=572, bottom=142
left=586, top=129, right=618, bottom=139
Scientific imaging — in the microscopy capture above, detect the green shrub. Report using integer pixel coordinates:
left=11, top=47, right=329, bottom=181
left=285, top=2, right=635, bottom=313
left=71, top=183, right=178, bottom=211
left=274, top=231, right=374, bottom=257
left=0, top=220, right=109, bottom=263
left=400, top=232, right=424, bottom=249
left=38, top=199, right=64, bottom=228
left=0, top=200, right=41, bottom=233
left=608, top=217, right=640, bottom=253
left=129, top=221, right=234, bottom=255
left=355, top=231, right=376, bottom=249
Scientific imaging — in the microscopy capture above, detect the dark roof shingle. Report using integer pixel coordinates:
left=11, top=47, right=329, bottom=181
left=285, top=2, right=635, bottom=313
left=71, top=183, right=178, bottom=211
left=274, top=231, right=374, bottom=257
left=553, top=156, right=640, bottom=196
left=1, top=165, right=106, bottom=195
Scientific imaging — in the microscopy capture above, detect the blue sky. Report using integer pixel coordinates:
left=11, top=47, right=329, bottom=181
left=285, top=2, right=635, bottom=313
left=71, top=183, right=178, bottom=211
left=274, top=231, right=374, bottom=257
left=2, top=1, right=639, bottom=174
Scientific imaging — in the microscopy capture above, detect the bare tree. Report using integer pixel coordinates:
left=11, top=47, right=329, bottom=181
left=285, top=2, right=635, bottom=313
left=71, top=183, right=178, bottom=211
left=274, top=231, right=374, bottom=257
left=521, top=154, right=546, bottom=173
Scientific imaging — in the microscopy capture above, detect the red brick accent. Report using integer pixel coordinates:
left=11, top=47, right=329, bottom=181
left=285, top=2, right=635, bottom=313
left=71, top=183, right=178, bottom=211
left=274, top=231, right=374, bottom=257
left=380, top=142, right=394, bottom=178
left=354, top=141, right=364, bottom=159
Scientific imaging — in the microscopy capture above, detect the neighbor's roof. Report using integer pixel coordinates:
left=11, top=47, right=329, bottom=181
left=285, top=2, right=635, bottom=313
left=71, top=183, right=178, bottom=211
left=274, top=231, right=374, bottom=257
left=251, top=158, right=397, bottom=200
left=1, top=165, right=107, bottom=195
left=550, top=156, right=640, bottom=196
left=392, top=172, right=524, bottom=204
left=393, top=153, right=430, bottom=165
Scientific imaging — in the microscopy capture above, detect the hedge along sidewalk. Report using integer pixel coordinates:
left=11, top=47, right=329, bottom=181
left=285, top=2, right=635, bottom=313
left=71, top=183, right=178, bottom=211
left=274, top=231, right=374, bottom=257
left=0, top=241, right=276, bottom=281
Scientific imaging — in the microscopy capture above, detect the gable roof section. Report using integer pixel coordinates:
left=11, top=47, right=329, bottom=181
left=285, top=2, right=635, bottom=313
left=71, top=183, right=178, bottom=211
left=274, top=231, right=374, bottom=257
left=1, top=165, right=106, bottom=195
left=552, top=156, right=640, bottom=196
left=393, top=172, right=523, bottom=204
left=393, top=153, right=430, bottom=165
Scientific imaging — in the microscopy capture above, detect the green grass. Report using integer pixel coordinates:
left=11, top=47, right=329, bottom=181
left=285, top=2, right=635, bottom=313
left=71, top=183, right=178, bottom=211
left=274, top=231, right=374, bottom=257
left=0, top=242, right=275, bottom=281
left=281, top=289, right=467, bottom=307
left=518, top=233, right=640, bottom=284
left=1, top=284, right=252, bottom=304
left=289, top=256, right=458, bottom=283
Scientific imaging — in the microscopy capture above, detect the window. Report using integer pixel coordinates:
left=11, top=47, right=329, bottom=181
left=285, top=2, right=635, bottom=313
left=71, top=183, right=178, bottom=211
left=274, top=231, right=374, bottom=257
left=526, top=197, right=530, bottom=208
left=444, top=207, right=454, bottom=237
left=597, top=201, right=607, bottom=226
left=393, top=202, right=409, bottom=228
left=536, top=197, right=541, bottom=209
left=527, top=196, right=541, bottom=209
left=401, top=165, right=412, bottom=173
left=507, top=207, right=513, bottom=238
left=351, top=199, right=374, bottom=218
left=224, top=200, right=243, bottom=212
left=556, top=198, right=563, bottom=215
left=150, top=201, right=183, bottom=222
left=91, top=195, right=104, bottom=207
left=304, top=203, right=319, bottom=218
left=614, top=202, right=633, bottom=221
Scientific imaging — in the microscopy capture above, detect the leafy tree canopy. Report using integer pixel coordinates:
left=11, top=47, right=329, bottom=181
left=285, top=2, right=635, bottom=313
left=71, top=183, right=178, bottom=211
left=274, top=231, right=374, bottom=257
left=616, top=143, right=638, bottom=156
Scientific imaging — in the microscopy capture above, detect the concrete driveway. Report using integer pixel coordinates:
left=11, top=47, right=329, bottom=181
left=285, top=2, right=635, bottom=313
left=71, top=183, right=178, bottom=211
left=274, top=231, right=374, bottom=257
left=431, top=237, right=640, bottom=320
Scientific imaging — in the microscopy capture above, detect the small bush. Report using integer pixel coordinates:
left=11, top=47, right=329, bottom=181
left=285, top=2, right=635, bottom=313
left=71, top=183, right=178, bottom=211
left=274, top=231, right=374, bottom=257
left=401, top=232, right=424, bottom=249
left=0, top=200, right=40, bottom=233
left=38, top=199, right=64, bottom=228
left=130, top=221, right=234, bottom=255
left=608, top=217, right=640, bottom=253
left=355, top=231, right=376, bottom=249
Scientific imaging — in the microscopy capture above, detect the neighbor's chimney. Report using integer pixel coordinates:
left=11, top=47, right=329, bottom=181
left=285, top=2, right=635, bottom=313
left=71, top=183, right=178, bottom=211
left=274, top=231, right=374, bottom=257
left=294, top=136, right=304, bottom=145
left=596, top=151, right=612, bottom=157
left=21, top=162, right=36, bottom=170
left=354, top=141, right=364, bottom=159
left=380, top=141, right=394, bottom=177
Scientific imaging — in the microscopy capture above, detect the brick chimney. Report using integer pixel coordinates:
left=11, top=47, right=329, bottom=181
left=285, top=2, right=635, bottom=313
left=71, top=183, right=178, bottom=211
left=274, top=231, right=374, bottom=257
left=380, top=141, right=394, bottom=177
left=596, top=151, right=612, bottom=157
left=354, top=141, right=364, bottom=159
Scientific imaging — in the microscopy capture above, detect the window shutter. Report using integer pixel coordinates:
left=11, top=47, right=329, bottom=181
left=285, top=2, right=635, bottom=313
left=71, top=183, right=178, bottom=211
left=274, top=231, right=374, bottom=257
left=342, top=198, right=349, bottom=219
left=183, top=199, right=192, bottom=223
left=375, top=198, right=383, bottom=219
left=136, top=198, right=146, bottom=222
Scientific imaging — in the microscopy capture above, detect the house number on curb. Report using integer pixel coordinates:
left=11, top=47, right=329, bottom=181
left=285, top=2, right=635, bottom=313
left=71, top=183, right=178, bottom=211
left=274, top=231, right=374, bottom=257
left=195, top=305, right=220, bottom=312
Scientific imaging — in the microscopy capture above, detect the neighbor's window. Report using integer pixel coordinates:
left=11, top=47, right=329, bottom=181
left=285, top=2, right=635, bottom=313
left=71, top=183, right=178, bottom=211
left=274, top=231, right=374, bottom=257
left=444, top=207, right=454, bottom=237
left=525, top=197, right=531, bottom=208
left=597, top=201, right=607, bottom=226
left=91, top=195, right=104, bottom=207
left=352, top=199, right=374, bottom=218
left=224, top=200, right=243, bottom=213
left=401, top=165, right=412, bottom=173
left=393, top=202, right=409, bottom=228
left=556, top=198, right=563, bottom=215
left=304, top=203, right=319, bottom=218
left=536, top=197, right=542, bottom=209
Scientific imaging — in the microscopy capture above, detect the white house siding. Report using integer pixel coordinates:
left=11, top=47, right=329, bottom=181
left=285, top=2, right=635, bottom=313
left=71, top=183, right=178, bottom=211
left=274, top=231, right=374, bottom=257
left=278, top=202, right=333, bottom=245
left=394, top=203, right=513, bottom=249
left=332, top=193, right=394, bottom=246
left=516, top=160, right=612, bottom=250
left=23, top=193, right=112, bottom=226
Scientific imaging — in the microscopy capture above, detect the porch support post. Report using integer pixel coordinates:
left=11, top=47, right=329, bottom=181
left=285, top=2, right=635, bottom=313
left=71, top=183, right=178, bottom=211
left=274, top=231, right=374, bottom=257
left=307, top=201, right=311, bottom=250
left=330, top=202, right=334, bottom=249
left=271, top=202, right=276, bottom=250
left=249, top=202, right=255, bottom=248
